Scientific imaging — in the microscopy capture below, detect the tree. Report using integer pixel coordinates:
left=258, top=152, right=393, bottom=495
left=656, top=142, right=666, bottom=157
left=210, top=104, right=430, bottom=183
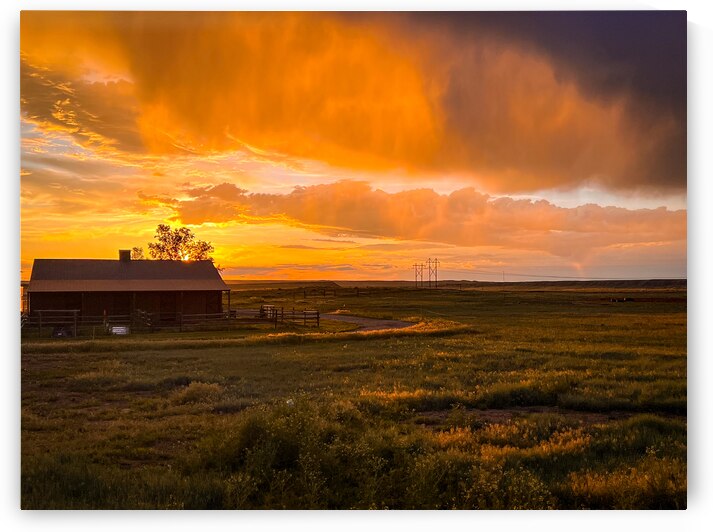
left=135, top=224, right=215, bottom=262
left=131, top=247, right=145, bottom=260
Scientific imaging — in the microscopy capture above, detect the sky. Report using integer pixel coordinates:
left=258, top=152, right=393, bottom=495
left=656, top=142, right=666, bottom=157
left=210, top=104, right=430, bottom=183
left=20, top=11, right=687, bottom=281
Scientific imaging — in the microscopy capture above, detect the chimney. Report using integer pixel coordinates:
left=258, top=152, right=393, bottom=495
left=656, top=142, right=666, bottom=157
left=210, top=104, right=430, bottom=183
left=119, top=249, right=131, bottom=262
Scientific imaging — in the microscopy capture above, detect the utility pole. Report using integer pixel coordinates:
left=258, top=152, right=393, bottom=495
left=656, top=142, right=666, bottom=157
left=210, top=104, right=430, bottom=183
left=434, top=258, right=439, bottom=288
left=426, top=258, right=432, bottom=288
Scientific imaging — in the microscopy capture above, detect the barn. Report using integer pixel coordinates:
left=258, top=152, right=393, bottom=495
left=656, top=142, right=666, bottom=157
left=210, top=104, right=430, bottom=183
left=25, top=250, right=229, bottom=323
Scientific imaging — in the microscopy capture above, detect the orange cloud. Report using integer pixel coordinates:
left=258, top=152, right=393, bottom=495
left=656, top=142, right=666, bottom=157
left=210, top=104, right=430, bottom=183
left=21, top=12, right=685, bottom=194
left=21, top=56, right=143, bottom=153
left=150, top=181, right=686, bottom=262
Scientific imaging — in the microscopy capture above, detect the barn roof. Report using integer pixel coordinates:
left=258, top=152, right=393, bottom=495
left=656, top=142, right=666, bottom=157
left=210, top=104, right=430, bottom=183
left=27, top=259, right=229, bottom=292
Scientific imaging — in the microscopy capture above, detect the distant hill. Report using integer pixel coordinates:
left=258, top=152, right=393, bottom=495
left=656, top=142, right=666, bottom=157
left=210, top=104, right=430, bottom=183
left=224, top=279, right=686, bottom=290
left=436, top=279, right=687, bottom=290
left=225, top=280, right=342, bottom=291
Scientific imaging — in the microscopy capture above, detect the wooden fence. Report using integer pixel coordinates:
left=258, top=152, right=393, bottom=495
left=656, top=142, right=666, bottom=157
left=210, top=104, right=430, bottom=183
left=283, top=308, right=320, bottom=327
left=21, top=305, right=320, bottom=337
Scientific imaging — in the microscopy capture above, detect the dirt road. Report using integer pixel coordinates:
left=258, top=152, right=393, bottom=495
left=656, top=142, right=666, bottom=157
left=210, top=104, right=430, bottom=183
left=321, top=313, right=414, bottom=332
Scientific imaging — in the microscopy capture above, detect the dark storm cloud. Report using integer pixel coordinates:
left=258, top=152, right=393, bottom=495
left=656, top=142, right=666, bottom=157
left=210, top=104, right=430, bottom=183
left=428, top=11, right=686, bottom=110
left=398, top=11, right=687, bottom=189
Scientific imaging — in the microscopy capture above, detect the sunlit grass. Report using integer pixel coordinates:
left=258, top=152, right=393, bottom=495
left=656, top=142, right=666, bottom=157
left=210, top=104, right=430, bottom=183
left=568, top=454, right=686, bottom=509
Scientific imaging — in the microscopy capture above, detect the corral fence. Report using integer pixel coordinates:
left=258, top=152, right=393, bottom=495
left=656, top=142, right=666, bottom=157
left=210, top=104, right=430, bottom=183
left=21, top=305, right=320, bottom=337
left=228, top=306, right=319, bottom=327
left=20, top=309, right=137, bottom=338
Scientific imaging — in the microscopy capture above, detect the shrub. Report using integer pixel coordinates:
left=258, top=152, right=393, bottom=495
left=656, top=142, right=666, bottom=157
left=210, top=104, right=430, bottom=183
left=171, top=382, right=223, bottom=405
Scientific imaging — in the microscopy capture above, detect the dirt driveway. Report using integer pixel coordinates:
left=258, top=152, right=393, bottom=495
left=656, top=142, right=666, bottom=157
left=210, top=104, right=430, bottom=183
left=321, top=313, right=414, bottom=332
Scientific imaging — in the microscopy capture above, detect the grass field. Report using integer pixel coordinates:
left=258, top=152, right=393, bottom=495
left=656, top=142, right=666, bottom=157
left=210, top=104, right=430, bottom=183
left=21, top=284, right=687, bottom=509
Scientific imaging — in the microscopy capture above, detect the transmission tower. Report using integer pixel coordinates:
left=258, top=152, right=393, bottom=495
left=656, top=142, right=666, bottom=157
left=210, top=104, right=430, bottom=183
left=426, top=257, right=440, bottom=288
left=413, top=262, right=425, bottom=288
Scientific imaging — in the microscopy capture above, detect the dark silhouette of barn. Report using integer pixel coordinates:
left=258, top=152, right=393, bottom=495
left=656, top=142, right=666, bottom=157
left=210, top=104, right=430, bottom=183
left=25, top=250, right=229, bottom=322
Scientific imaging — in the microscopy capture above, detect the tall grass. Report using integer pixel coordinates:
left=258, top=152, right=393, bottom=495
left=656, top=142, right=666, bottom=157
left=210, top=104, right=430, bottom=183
left=22, top=403, right=685, bottom=509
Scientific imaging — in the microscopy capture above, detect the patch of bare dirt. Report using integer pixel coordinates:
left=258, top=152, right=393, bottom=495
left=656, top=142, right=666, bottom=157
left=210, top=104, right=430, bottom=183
left=322, top=313, right=414, bottom=332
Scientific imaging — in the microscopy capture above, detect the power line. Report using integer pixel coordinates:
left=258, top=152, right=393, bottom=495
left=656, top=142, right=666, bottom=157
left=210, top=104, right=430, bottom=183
left=411, top=260, right=685, bottom=283
left=442, top=267, right=686, bottom=281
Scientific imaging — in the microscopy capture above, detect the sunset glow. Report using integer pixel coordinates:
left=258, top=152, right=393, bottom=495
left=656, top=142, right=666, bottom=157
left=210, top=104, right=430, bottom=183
left=20, top=11, right=687, bottom=281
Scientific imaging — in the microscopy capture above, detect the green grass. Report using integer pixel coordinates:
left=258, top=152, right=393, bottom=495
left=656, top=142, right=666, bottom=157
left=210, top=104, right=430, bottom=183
left=21, top=285, right=686, bottom=509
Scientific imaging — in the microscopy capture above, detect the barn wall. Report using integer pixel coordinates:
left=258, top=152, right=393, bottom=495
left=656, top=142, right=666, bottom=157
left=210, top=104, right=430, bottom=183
left=177, top=292, right=223, bottom=315
left=29, top=292, right=82, bottom=313
left=31, top=292, right=131, bottom=316
left=182, top=292, right=206, bottom=315
left=81, top=292, right=105, bottom=316
left=206, top=291, right=222, bottom=314
left=136, top=291, right=224, bottom=316
left=30, top=290, right=225, bottom=317
left=135, top=292, right=161, bottom=314
left=81, top=292, right=131, bottom=316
